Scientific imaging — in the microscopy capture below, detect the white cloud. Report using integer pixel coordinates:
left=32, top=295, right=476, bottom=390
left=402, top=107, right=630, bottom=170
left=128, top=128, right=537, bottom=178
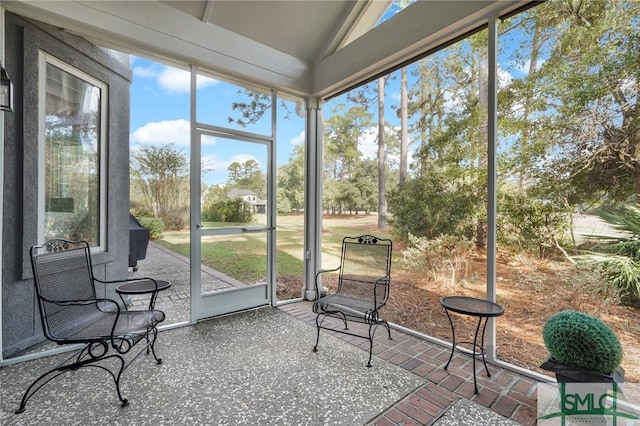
left=290, top=130, right=305, bottom=145
left=132, top=65, right=157, bottom=78
left=131, top=120, right=220, bottom=148
left=130, top=119, right=190, bottom=146
left=359, top=127, right=379, bottom=160
left=201, top=134, right=218, bottom=146
left=228, top=154, right=260, bottom=169
left=201, top=153, right=224, bottom=173
left=157, top=67, right=218, bottom=94
left=358, top=125, right=412, bottom=168
left=498, top=67, right=514, bottom=89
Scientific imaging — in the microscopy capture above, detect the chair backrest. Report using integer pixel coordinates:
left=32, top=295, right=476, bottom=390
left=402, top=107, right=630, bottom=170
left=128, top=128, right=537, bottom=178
left=338, top=235, right=392, bottom=305
left=30, top=239, right=99, bottom=341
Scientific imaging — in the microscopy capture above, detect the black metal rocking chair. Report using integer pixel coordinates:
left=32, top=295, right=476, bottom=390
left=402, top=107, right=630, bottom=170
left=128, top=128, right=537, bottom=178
left=15, top=239, right=166, bottom=414
left=312, top=235, right=393, bottom=367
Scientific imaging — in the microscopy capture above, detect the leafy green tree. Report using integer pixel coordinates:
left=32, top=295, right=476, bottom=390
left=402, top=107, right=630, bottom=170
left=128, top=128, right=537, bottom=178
left=351, top=159, right=378, bottom=214
left=501, top=0, right=640, bottom=207
left=226, top=159, right=266, bottom=198
left=392, top=30, right=489, bottom=247
left=277, top=144, right=304, bottom=213
left=227, top=161, right=242, bottom=184
left=323, top=105, right=373, bottom=213
left=498, top=191, right=571, bottom=256
left=130, top=143, right=190, bottom=230
left=388, top=167, right=478, bottom=241
left=408, top=59, right=445, bottom=157
left=228, top=90, right=271, bottom=127
left=201, top=184, right=227, bottom=207
left=322, top=179, right=341, bottom=215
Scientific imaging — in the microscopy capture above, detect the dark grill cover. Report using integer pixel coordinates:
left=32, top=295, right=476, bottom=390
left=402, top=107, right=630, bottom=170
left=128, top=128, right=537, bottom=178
left=129, top=214, right=150, bottom=268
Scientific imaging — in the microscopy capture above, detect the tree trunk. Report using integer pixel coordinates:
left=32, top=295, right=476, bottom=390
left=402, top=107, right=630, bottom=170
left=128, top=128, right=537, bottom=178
left=518, top=22, right=542, bottom=195
left=476, top=48, right=489, bottom=250
left=378, top=77, right=387, bottom=229
left=400, top=67, right=409, bottom=184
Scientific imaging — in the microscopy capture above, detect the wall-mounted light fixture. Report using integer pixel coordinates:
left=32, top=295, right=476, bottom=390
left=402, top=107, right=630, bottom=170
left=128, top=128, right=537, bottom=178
left=1, top=64, right=14, bottom=112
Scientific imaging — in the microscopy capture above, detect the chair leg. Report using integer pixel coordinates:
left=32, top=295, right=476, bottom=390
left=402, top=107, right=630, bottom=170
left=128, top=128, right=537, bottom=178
left=382, top=320, right=392, bottom=340
left=147, top=327, right=163, bottom=364
left=89, top=355, right=130, bottom=407
left=313, top=314, right=321, bottom=352
left=337, top=311, right=349, bottom=330
left=15, top=352, right=129, bottom=414
left=16, top=368, right=69, bottom=414
left=367, top=324, right=375, bottom=367
left=365, top=321, right=391, bottom=367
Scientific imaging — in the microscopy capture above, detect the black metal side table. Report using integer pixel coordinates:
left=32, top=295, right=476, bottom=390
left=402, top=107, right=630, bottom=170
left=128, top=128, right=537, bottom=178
left=116, top=279, right=171, bottom=310
left=440, top=296, right=504, bottom=394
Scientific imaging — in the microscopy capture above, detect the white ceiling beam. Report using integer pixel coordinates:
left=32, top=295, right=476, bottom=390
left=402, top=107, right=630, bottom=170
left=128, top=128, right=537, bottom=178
left=4, top=0, right=311, bottom=94
left=201, top=0, right=215, bottom=23
left=313, top=0, right=527, bottom=98
left=317, top=0, right=390, bottom=62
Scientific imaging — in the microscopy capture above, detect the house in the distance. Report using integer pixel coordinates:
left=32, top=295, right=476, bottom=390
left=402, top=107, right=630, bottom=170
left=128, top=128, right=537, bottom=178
left=228, top=189, right=266, bottom=214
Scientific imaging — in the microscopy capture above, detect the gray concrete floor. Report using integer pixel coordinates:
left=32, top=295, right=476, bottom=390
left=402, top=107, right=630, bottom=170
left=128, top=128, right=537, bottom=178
left=1, top=308, right=425, bottom=425
left=1, top=243, right=528, bottom=425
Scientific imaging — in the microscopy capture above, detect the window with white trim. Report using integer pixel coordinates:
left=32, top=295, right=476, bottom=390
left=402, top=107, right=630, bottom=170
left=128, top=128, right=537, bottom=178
left=39, top=53, right=107, bottom=249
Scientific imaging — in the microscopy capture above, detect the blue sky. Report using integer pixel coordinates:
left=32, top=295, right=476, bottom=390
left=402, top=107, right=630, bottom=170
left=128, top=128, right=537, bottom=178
left=128, top=1, right=414, bottom=187
left=129, top=58, right=306, bottom=186
left=128, top=2, right=534, bottom=187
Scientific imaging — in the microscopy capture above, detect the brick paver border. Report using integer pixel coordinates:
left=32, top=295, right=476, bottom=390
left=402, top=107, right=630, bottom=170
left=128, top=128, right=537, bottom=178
left=278, top=302, right=540, bottom=426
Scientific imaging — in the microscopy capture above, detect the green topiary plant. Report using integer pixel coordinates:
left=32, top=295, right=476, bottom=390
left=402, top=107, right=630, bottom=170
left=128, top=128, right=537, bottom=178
left=542, top=310, right=622, bottom=375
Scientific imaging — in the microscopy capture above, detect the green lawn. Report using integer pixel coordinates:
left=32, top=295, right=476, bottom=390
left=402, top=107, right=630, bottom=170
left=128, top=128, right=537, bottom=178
left=154, top=214, right=391, bottom=283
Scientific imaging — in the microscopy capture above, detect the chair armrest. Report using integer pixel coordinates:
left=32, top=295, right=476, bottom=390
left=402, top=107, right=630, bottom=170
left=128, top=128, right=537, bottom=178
left=315, top=267, right=341, bottom=298
left=41, top=297, right=120, bottom=311
left=39, top=297, right=121, bottom=342
left=373, top=274, right=391, bottom=307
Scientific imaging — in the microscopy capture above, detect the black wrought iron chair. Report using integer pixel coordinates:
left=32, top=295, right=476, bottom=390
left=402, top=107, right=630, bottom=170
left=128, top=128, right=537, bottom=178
left=312, top=235, right=392, bottom=367
left=15, top=239, right=166, bottom=414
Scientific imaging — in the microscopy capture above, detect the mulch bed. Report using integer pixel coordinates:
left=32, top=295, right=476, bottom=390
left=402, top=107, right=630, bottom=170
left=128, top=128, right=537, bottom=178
left=277, top=252, right=640, bottom=382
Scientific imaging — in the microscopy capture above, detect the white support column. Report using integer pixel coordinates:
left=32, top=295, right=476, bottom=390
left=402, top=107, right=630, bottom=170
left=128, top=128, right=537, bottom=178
left=268, top=89, right=277, bottom=305
left=189, top=64, right=199, bottom=324
left=0, top=5, right=6, bottom=364
left=486, top=14, right=499, bottom=361
left=304, top=97, right=323, bottom=301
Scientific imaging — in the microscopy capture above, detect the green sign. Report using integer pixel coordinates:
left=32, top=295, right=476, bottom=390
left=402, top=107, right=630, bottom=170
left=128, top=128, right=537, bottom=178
left=538, top=382, right=640, bottom=425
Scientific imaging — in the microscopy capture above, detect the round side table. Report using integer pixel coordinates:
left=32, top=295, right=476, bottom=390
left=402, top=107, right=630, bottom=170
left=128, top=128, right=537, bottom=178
left=440, top=296, right=504, bottom=394
left=115, top=279, right=171, bottom=310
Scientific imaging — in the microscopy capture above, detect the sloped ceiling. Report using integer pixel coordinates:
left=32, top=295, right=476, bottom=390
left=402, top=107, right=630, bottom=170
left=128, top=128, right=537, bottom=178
left=162, top=0, right=388, bottom=63
left=3, top=0, right=527, bottom=97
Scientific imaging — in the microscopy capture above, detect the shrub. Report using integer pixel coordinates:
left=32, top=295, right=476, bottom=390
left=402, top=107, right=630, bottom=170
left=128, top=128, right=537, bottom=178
left=129, top=203, right=153, bottom=218
left=542, top=310, right=622, bottom=374
left=158, top=207, right=188, bottom=230
left=137, top=217, right=164, bottom=239
left=498, top=193, right=570, bottom=257
left=202, top=199, right=254, bottom=223
left=571, top=204, right=640, bottom=303
left=387, top=177, right=477, bottom=242
left=402, top=233, right=475, bottom=285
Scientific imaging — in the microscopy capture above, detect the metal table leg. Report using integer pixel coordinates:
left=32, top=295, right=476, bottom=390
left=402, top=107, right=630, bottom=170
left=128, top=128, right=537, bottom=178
left=443, top=308, right=456, bottom=370
left=444, top=309, right=492, bottom=394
